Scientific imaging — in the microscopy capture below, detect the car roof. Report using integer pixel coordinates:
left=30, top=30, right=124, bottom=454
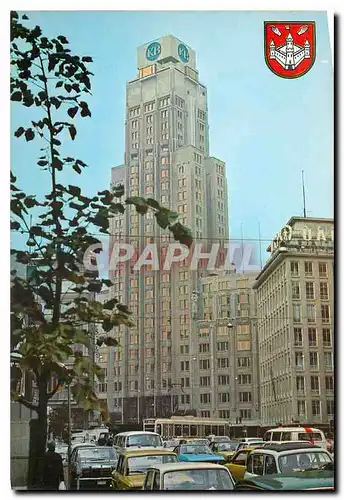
left=251, top=443, right=322, bottom=452
left=121, top=449, right=177, bottom=457
left=115, top=431, right=160, bottom=437
left=236, top=470, right=334, bottom=490
left=265, top=427, right=323, bottom=433
left=146, top=463, right=229, bottom=473
left=71, top=443, right=96, bottom=449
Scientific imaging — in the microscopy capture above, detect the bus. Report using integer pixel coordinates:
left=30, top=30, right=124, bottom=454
left=143, top=416, right=230, bottom=439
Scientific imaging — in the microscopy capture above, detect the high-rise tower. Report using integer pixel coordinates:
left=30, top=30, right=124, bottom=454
left=108, top=35, right=229, bottom=423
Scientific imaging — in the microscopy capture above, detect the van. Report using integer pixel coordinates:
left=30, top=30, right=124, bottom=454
left=263, top=427, right=326, bottom=449
left=113, top=431, right=163, bottom=453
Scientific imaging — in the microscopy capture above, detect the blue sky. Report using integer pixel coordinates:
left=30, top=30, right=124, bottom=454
left=11, top=10, right=333, bottom=259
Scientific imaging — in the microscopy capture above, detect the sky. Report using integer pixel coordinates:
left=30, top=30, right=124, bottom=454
left=11, top=10, right=333, bottom=260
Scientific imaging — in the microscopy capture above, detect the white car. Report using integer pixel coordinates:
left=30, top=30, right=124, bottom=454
left=244, top=442, right=333, bottom=479
left=143, top=462, right=235, bottom=490
left=113, top=431, right=163, bottom=453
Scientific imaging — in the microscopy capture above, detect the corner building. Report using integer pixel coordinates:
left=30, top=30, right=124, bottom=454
left=253, top=217, right=334, bottom=427
left=108, top=36, right=229, bottom=423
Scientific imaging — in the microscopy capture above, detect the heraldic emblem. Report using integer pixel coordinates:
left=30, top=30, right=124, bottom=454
left=264, top=22, right=316, bottom=78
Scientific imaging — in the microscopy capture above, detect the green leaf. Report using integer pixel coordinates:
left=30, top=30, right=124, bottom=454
left=169, top=222, right=193, bottom=249
left=112, top=184, right=125, bottom=198
left=87, top=282, right=102, bottom=293
left=101, top=279, right=113, bottom=288
left=37, top=160, right=48, bottom=167
left=56, top=81, right=63, bottom=88
left=126, top=196, right=149, bottom=215
left=11, top=91, right=22, bottom=102
left=22, top=14, right=29, bottom=20
left=155, top=210, right=169, bottom=229
left=116, top=304, right=132, bottom=315
left=25, top=129, right=34, bottom=141
left=69, top=126, right=77, bottom=140
left=146, top=198, right=161, bottom=210
left=68, top=185, right=81, bottom=197
left=11, top=221, right=21, bottom=230
left=103, top=336, right=118, bottom=347
left=52, top=157, right=63, bottom=171
left=102, top=298, right=118, bottom=310
left=67, top=107, right=78, bottom=118
left=82, top=56, right=93, bottom=62
left=23, top=197, right=36, bottom=208
left=14, top=127, right=25, bottom=138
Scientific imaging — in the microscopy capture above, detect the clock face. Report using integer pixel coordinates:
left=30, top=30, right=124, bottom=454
left=178, top=43, right=189, bottom=63
left=146, top=42, right=161, bottom=61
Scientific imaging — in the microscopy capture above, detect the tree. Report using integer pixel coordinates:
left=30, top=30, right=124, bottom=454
left=10, top=11, right=193, bottom=487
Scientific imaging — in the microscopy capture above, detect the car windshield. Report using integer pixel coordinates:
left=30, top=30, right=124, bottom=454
left=127, top=454, right=177, bottom=475
left=78, top=447, right=117, bottom=462
left=165, top=441, right=179, bottom=448
left=127, top=434, right=162, bottom=447
left=278, top=451, right=332, bottom=473
left=163, top=469, right=234, bottom=490
left=187, top=439, right=209, bottom=446
left=214, top=436, right=230, bottom=443
left=180, top=445, right=212, bottom=455
left=217, top=443, right=236, bottom=452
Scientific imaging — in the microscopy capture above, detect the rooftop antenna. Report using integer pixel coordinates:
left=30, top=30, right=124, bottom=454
left=302, top=170, right=307, bottom=218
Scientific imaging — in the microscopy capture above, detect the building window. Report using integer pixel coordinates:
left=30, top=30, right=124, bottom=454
left=200, top=393, right=211, bottom=404
left=311, top=375, right=319, bottom=394
left=144, top=101, right=155, bottom=112
left=201, top=411, right=210, bottom=418
left=237, top=341, right=251, bottom=351
left=129, top=106, right=140, bottom=117
left=160, top=96, right=170, bottom=108
left=296, top=376, right=305, bottom=393
left=311, top=400, right=321, bottom=416
left=199, top=343, right=210, bottom=353
left=161, top=109, right=168, bottom=118
left=325, top=376, right=334, bottom=391
left=217, top=341, right=229, bottom=351
left=294, top=328, right=303, bottom=346
left=297, top=400, right=306, bottom=416
left=180, top=344, right=190, bottom=355
left=308, top=328, right=317, bottom=347
left=307, top=304, right=316, bottom=323
left=295, top=352, right=304, bottom=369
left=200, top=359, right=210, bottom=370
left=161, top=132, right=169, bottom=140
left=218, top=375, right=230, bottom=385
left=219, top=410, right=230, bottom=419
left=309, top=352, right=318, bottom=369
left=217, top=358, right=229, bottom=369
left=327, top=400, right=334, bottom=416
left=237, top=324, right=250, bottom=334
left=219, top=393, right=230, bottom=403
left=304, top=261, right=313, bottom=276
left=324, top=352, right=333, bottom=370
left=305, top=281, right=315, bottom=300
left=322, top=328, right=332, bottom=347
left=239, top=392, right=252, bottom=402
left=321, top=304, right=330, bottom=323
left=200, top=376, right=211, bottom=387
left=290, top=261, right=299, bottom=276
left=240, top=409, right=252, bottom=419
left=238, top=374, right=252, bottom=385
left=180, top=361, right=190, bottom=371
left=320, top=282, right=329, bottom=300
left=238, top=357, right=251, bottom=368
left=319, top=262, right=327, bottom=277
left=293, top=304, right=301, bottom=323
left=292, top=282, right=300, bottom=299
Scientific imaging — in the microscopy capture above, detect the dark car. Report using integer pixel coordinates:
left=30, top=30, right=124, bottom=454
left=234, top=470, right=334, bottom=491
left=69, top=446, right=118, bottom=490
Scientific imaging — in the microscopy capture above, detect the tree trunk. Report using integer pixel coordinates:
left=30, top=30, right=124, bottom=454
left=28, top=381, right=48, bottom=489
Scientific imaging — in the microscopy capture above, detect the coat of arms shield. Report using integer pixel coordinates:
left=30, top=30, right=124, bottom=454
left=264, top=22, right=316, bottom=78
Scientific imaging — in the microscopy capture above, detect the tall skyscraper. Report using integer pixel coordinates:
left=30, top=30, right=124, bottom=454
left=108, top=35, right=229, bottom=424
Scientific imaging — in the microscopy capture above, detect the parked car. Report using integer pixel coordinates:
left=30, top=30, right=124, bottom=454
left=240, top=437, right=264, bottom=443
left=163, top=439, right=180, bottom=451
left=236, top=441, right=265, bottom=451
left=234, top=470, right=334, bottom=491
left=111, top=449, right=178, bottom=490
left=68, top=442, right=96, bottom=460
left=143, top=462, right=236, bottom=490
left=225, top=447, right=256, bottom=481
left=244, top=443, right=333, bottom=480
left=207, top=435, right=231, bottom=444
left=210, top=441, right=239, bottom=461
left=263, top=427, right=326, bottom=449
left=113, top=431, right=163, bottom=453
left=181, top=438, right=209, bottom=446
left=173, top=443, right=224, bottom=464
left=69, top=446, right=118, bottom=490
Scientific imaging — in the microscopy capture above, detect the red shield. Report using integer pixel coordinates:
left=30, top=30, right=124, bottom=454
left=264, top=21, right=316, bottom=78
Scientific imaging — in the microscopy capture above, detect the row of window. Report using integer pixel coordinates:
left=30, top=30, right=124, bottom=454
left=296, top=375, right=334, bottom=392
left=297, top=399, right=334, bottom=416
left=292, top=303, right=331, bottom=323
left=292, top=281, right=329, bottom=300
left=294, top=327, right=332, bottom=347
left=295, top=351, right=333, bottom=369
left=291, top=261, right=328, bottom=277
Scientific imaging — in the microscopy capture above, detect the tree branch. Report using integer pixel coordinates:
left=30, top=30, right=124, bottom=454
left=17, top=395, right=39, bottom=412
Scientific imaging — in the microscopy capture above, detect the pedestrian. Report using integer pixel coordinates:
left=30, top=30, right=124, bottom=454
left=41, top=441, right=65, bottom=491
